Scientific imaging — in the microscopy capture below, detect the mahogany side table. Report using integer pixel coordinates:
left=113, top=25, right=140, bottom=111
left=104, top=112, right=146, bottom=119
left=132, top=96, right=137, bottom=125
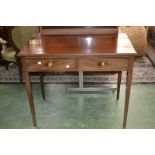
left=18, top=33, right=137, bottom=128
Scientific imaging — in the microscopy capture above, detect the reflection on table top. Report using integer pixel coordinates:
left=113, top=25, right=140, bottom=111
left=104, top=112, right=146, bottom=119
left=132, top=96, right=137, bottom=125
left=18, top=33, right=137, bottom=57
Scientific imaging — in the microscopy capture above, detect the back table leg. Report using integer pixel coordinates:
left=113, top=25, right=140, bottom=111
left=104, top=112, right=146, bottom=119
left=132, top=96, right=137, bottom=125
left=116, top=71, right=122, bottom=100
left=39, top=73, right=45, bottom=100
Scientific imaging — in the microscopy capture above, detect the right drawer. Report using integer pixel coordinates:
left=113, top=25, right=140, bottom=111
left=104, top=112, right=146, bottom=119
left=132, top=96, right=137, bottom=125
left=78, top=57, right=128, bottom=71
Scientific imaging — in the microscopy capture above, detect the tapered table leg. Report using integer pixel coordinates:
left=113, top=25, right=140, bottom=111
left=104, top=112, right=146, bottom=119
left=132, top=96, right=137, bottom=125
left=39, top=73, right=45, bottom=100
left=116, top=71, right=122, bottom=100
left=23, top=65, right=36, bottom=126
left=123, top=57, right=134, bottom=128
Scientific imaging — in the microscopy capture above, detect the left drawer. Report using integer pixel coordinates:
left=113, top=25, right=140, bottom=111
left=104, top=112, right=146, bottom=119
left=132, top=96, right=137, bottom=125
left=25, top=58, right=76, bottom=72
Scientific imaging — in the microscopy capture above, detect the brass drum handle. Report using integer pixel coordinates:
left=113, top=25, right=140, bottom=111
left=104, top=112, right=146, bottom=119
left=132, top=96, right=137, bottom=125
left=100, top=62, right=107, bottom=67
left=48, top=62, right=53, bottom=68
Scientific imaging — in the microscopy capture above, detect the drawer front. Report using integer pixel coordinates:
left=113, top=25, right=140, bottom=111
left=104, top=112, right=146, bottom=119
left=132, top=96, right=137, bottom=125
left=25, top=58, right=76, bottom=71
left=78, top=57, right=128, bottom=71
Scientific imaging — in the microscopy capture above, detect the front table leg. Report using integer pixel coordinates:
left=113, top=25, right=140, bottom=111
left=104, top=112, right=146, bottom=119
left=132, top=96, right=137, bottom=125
left=123, top=57, right=134, bottom=128
left=23, top=68, right=36, bottom=126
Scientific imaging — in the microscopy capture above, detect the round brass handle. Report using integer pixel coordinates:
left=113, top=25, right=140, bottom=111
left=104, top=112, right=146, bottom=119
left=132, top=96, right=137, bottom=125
left=48, top=62, right=53, bottom=68
left=100, top=62, right=106, bottom=67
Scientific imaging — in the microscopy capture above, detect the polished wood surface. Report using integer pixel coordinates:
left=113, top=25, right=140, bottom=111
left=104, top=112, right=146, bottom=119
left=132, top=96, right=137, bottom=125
left=18, top=33, right=136, bottom=57
left=18, top=32, right=137, bottom=128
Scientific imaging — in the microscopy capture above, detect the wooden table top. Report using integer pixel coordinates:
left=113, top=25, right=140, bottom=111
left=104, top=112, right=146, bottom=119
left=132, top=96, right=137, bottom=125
left=18, top=33, right=137, bottom=57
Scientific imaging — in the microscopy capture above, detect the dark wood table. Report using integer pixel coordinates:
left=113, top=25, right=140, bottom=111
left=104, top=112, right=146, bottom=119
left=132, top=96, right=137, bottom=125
left=18, top=33, right=137, bottom=128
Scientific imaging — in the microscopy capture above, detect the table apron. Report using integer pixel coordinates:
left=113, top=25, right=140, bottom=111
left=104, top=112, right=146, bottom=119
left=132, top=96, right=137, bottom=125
left=22, top=56, right=131, bottom=72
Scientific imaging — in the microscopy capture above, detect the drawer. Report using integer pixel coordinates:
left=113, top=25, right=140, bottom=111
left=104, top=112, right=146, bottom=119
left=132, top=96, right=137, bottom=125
left=25, top=58, right=76, bottom=72
left=78, top=57, right=128, bottom=71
